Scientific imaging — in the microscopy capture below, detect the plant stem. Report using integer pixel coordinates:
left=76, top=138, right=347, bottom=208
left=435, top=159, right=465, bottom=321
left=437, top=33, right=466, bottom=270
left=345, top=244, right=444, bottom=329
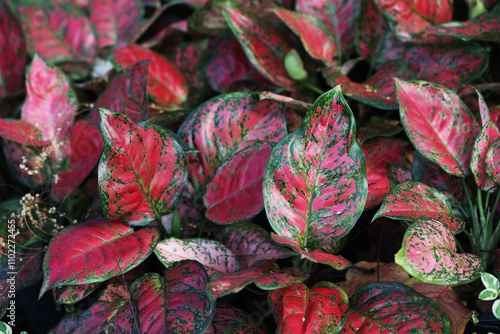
left=487, top=189, right=500, bottom=228
left=299, top=81, right=324, bottom=95
left=477, top=188, right=485, bottom=225
left=463, top=178, right=480, bottom=245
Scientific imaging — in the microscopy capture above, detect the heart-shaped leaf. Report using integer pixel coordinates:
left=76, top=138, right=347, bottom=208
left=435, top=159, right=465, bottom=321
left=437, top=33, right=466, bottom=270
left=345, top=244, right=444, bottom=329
left=155, top=237, right=240, bottom=275
left=89, top=0, right=144, bottom=49
left=99, top=109, right=187, bottom=225
left=395, top=219, right=484, bottom=284
left=40, top=218, right=160, bottom=297
left=221, top=4, right=295, bottom=88
left=273, top=8, right=338, bottom=63
left=205, top=303, right=266, bottom=334
left=204, top=141, right=275, bottom=224
left=373, top=181, right=465, bottom=233
left=0, top=119, right=48, bottom=146
left=341, top=282, right=450, bottom=333
left=90, top=60, right=149, bottom=125
left=263, top=86, right=367, bottom=250
left=269, top=282, right=349, bottom=334
left=396, top=79, right=480, bottom=176
left=486, top=138, right=500, bottom=185
left=362, top=137, right=408, bottom=210
left=17, top=3, right=97, bottom=65
left=131, top=260, right=214, bottom=333
left=214, top=222, right=293, bottom=269
left=111, top=44, right=188, bottom=108
left=0, top=2, right=26, bottom=97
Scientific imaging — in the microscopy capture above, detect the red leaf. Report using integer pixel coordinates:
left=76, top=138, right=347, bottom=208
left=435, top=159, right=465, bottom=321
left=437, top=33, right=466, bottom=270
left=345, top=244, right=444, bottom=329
left=39, top=218, right=160, bottom=297
left=355, top=0, right=388, bottom=62
left=99, top=109, right=187, bottom=225
left=17, top=3, right=97, bottom=64
left=0, top=2, right=26, bottom=97
left=205, top=304, right=266, bottom=334
left=204, top=142, right=275, bottom=224
left=89, top=0, right=144, bottom=49
left=486, top=138, right=500, bottom=185
left=396, top=79, right=480, bottom=176
left=90, top=60, right=149, bottom=125
left=55, top=283, right=100, bottom=305
left=0, top=119, right=48, bottom=146
left=471, top=120, right=500, bottom=192
left=111, top=44, right=188, bottom=108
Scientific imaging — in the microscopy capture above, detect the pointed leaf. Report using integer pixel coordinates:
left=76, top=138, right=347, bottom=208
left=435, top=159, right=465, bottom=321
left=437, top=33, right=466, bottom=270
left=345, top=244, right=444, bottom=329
left=111, top=44, right=188, bottom=108
left=269, top=282, right=349, bottom=334
left=0, top=119, right=48, bottom=146
left=89, top=0, right=144, bottom=49
left=374, top=181, right=465, bottom=233
left=155, top=237, right=240, bottom=275
left=55, top=283, right=100, bottom=305
left=341, top=282, right=450, bottom=333
left=214, top=222, right=293, bottom=269
left=131, top=261, right=214, bottom=333
left=396, top=219, right=484, bottom=284
left=396, top=79, right=480, bottom=176
left=263, top=86, right=367, bottom=250
left=204, top=142, right=275, bottom=224
left=471, top=120, right=500, bottom=192
left=222, top=5, right=295, bottom=88
left=273, top=8, right=338, bottom=62
left=486, top=138, right=500, bottom=185
left=40, top=218, right=160, bottom=297
left=99, top=109, right=187, bottom=225
left=17, top=3, right=97, bottom=64
left=90, top=60, right=149, bottom=125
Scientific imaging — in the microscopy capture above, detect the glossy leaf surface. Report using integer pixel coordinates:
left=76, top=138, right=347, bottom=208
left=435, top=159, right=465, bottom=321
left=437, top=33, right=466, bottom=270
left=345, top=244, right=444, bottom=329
left=269, top=282, right=349, bottom=334
left=40, top=218, right=159, bottom=297
left=204, top=142, right=274, bottom=224
left=471, top=120, right=500, bottom=192
left=396, top=219, right=484, bottom=285
left=131, top=260, right=214, bottom=333
left=374, top=181, right=465, bottom=233
left=0, top=119, right=48, bottom=146
left=341, top=282, right=450, bottom=333
left=396, top=79, right=480, bottom=176
left=155, top=237, right=240, bottom=275
left=99, top=109, right=187, bottom=225
left=56, top=283, right=100, bottom=305
left=214, top=222, right=293, bottom=269
left=486, top=138, right=500, bottom=185
left=111, top=44, right=188, bottom=108
left=263, top=86, right=367, bottom=250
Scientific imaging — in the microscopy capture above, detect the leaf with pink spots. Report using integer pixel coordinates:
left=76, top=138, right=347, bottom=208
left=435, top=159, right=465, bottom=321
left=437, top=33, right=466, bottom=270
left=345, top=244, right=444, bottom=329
left=130, top=260, right=214, bottom=333
left=486, top=138, right=500, bottom=185
left=396, top=79, right=480, bottom=176
left=99, top=109, right=187, bottom=226
left=263, top=86, right=367, bottom=252
left=395, top=219, right=484, bottom=284
left=0, top=119, right=48, bottom=146
left=355, top=0, right=388, bottom=62
left=269, top=282, right=349, bottom=333
left=39, top=218, right=160, bottom=297
left=55, top=283, right=100, bottom=305
left=373, top=181, right=465, bottom=233
left=340, top=282, right=450, bottom=333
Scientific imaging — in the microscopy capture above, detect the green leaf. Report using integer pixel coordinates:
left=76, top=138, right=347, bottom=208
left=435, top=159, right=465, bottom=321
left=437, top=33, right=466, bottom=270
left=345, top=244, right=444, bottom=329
left=478, top=288, right=498, bottom=301
left=481, top=272, right=500, bottom=290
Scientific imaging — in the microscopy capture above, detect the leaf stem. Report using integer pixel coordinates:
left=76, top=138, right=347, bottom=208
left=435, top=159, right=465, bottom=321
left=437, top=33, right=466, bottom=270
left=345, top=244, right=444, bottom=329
left=299, top=81, right=324, bottom=95
left=462, top=177, right=480, bottom=254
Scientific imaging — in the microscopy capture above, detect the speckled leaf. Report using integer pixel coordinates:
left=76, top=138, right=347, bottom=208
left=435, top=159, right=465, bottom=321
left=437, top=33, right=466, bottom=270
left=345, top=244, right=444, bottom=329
left=39, top=218, right=160, bottom=297
left=204, top=142, right=274, bottom=224
left=90, top=60, right=149, bottom=125
left=55, top=283, right=100, bottom=305
left=0, top=119, right=48, bottom=146
left=271, top=234, right=351, bottom=270
left=52, top=120, right=103, bottom=201
left=0, top=2, right=26, bottom=97
left=486, top=138, right=500, bottom=185
left=89, top=0, right=144, bottom=49
left=263, top=86, right=367, bottom=251
left=338, top=261, right=409, bottom=297
left=389, top=164, right=413, bottom=187
left=296, top=0, right=362, bottom=55
left=259, top=91, right=312, bottom=109
left=99, top=109, right=187, bottom=225
left=323, top=61, right=412, bottom=109
left=340, top=282, right=450, bottom=333
left=155, top=237, right=240, bottom=275
left=471, top=120, right=500, bottom=192
left=424, top=5, right=500, bottom=42
left=21, top=54, right=78, bottom=146
left=273, top=8, right=338, bottom=62
left=269, top=282, right=349, bottom=334
left=395, top=219, right=484, bottom=284
left=396, top=79, right=480, bottom=176
left=362, top=137, right=408, bottom=210
left=405, top=278, right=473, bottom=334
left=355, top=0, right=388, bottom=62
left=111, top=44, right=188, bottom=108
left=208, top=260, right=308, bottom=300
left=358, top=117, right=403, bottom=144
left=17, top=3, right=97, bottom=64
left=222, top=5, right=295, bottom=88
left=214, top=222, right=293, bottom=269
left=402, top=44, right=489, bottom=90
left=131, top=261, right=214, bottom=333
left=374, top=181, right=465, bottom=233
left=205, top=304, right=266, bottom=334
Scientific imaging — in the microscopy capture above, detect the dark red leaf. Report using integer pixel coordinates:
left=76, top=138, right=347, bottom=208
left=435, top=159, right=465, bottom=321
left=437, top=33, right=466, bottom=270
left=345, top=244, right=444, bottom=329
left=0, top=119, right=48, bottom=146
left=355, top=0, right=388, bottom=62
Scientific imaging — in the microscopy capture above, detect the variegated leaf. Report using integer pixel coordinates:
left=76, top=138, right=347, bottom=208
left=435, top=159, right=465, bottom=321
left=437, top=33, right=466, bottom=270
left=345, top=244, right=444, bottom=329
left=205, top=303, right=266, bottom=334
left=471, top=119, right=500, bottom=192
left=0, top=119, right=48, bottom=146
left=486, top=137, right=500, bottom=185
